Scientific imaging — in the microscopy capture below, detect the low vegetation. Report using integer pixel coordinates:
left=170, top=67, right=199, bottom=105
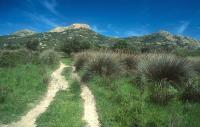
left=0, top=48, right=59, bottom=124
left=137, top=54, right=192, bottom=83
left=36, top=61, right=85, bottom=127
left=75, top=50, right=200, bottom=126
left=0, top=64, right=52, bottom=123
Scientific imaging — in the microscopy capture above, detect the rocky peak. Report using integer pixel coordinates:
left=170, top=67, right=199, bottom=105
left=13, top=29, right=36, bottom=37
left=156, top=30, right=172, bottom=36
left=68, top=23, right=91, bottom=29
left=49, top=23, right=91, bottom=33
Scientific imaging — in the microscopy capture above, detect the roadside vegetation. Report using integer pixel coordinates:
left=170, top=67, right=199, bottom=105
left=74, top=50, right=200, bottom=127
left=0, top=48, right=60, bottom=124
left=1, top=33, right=200, bottom=127
left=36, top=59, right=85, bottom=127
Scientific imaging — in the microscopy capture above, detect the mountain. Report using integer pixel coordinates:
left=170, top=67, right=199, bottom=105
left=49, top=23, right=91, bottom=33
left=0, top=23, right=199, bottom=51
left=127, top=30, right=200, bottom=50
left=12, top=29, right=36, bottom=37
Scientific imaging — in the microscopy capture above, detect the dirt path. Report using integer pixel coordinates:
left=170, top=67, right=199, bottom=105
left=1, top=62, right=69, bottom=127
left=72, top=67, right=101, bottom=127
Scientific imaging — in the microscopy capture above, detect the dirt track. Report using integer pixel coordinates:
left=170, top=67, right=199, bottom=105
left=72, top=67, right=100, bottom=127
left=1, top=63, right=69, bottom=127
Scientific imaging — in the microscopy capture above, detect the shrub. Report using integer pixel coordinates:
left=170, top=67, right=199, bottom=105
left=181, top=77, right=200, bottom=102
left=137, top=54, right=192, bottom=83
left=121, top=55, right=138, bottom=71
left=26, top=39, right=39, bottom=51
left=87, top=51, right=122, bottom=76
left=174, top=48, right=200, bottom=57
left=60, top=38, right=91, bottom=55
left=149, top=80, right=177, bottom=105
left=74, top=52, right=91, bottom=71
left=0, top=49, right=31, bottom=67
left=0, top=86, right=11, bottom=104
left=39, top=49, right=60, bottom=65
left=189, top=58, right=200, bottom=74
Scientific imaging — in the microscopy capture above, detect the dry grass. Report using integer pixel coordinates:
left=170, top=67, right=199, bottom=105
left=137, top=53, right=192, bottom=83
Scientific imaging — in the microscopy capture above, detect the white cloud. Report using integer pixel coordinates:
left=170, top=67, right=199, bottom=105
left=125, top=29, right=149, bottom=37
left=26, top=12, right=59, bottom=28
left=92, top=25, right=107, bottom=33
left=39, top=16, right=58, bottom=27
left=177, top=21, right=190, bottom=34
left=41, top=0, right=60, bottom=16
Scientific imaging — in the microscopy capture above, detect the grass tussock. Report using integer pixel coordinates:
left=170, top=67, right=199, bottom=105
left=74, top=51, right=91, bottom=71
left=39, top=49, right=60, bottom=65
left=87, top=52, right=121, bottom=76
left=181, top=77, right=200, bottom=102
left=121, top=55, right=138, bottom=71
left=137, top=53, right=192, bottom=83
left=188, top=57, right=200, bottom=74
left=74, top=50, right=138, bottom=81
left=149, top=80, right=177, bottom=105
left=74, top=50, right=199, bottom=104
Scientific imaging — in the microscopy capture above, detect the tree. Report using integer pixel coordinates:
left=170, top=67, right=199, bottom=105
left=112, top=40, right=141, bottom=53
left=112, top=40, right=129, bottom=50
left=26, top=39, right=39, bottom=51
left=61, top=38, right=91, bottom=55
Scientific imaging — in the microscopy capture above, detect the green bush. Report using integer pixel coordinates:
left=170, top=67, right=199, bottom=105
left=87, top=52, right=122, bottom=77
left=174, top=48, right=200, bottom=57
left=138, top=54, right=192, bottom=83
left=0, top=86, right=11, bottom=104
left=121, top=55, right=138, bottom=71
left=60, top=38, right=91, bottom=55
left=0, top=49, right=32, bottom=67
left=39, top=49, right=60, bottom=65
left=181, top=77, right=200, bottom=102
left=149, top=81, right=177, bottom=105
left=26, top=39, right=39, bottom=51
left=112, top=40, right=141, bottom=53
left=74, top=52, right=91, bottom=71
left=190, top=58, right=200, bottom=74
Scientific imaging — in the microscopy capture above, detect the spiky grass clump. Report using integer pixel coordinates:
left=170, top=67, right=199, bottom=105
left=39, top=49, right=60, bottom=65
left=74, top=51, right=91, bottom=71
left=149, top=80, right=177, bottom=105
left=138, top=54, right=192, bottom=83
left=188, top=57, right=200, bottom=74
left=121, top=55, right=138, bottom=71
left=87, top=51, right=122, bottom=76
left=181, top=77, right=200, bottom=102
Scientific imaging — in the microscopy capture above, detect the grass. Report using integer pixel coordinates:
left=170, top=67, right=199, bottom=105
left=0, top=64, right=53, bottom=124
left=61, top=58, right=73, bottom=66
left=74, top=50, right=200, bottom=126
left=36, top=81, right=85, bottom=127
left=137, top=53, right=192, bottom=83
left=36, top=58, right=85, bottom=127
left=87, top=75, right=200, bottom=127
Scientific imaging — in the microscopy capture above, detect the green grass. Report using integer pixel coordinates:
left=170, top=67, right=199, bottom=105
left=36, top=61, right=85, bottom=127
left=61, top=58, right=73, bottom=66
left=88, top=76, right=200, bottom=127
left=0, top=64, right=53, bottom=124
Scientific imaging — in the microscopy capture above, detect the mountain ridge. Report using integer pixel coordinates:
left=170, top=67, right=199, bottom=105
left=1, top=23, right=199, bottom=51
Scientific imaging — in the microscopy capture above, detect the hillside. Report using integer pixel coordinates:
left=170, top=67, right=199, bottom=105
left=0, top=24, right=199, bottom=51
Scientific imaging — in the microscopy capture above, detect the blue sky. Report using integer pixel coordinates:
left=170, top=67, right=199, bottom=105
left=0, top=0, right=200, bottom=39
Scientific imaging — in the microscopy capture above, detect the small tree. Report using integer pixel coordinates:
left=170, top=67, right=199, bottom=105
left=112, top=40, right=129, bottom=49
left=26, top=39, right=39, bottom=51
left=61, top=38, right=91, bottom=55
left=112, top=40, right=141, bottom=53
